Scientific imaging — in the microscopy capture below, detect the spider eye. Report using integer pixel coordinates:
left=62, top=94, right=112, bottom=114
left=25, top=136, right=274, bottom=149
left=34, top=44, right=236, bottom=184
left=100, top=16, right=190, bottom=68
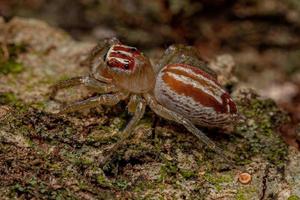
left=103, top=52, right=108, bottom=61
left=129, top=47, right=138, bottom=52
left=124, top=64, right=129, bottom=69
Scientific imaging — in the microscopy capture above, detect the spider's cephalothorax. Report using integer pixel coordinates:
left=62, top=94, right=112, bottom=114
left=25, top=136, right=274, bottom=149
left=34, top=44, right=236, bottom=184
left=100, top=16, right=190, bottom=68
left=51, top=38, right=239, bottom=167
left=102, top=44, right=156, bottom=93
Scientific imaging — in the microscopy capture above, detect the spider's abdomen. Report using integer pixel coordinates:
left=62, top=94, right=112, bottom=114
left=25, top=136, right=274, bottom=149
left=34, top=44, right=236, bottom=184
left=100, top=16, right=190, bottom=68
left=154, top=63, right=237, bottom=127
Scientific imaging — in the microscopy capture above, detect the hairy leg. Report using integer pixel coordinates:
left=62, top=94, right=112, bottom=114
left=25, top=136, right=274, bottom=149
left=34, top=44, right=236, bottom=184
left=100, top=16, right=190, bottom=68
left=156, top=45, right=217, bottom=78
left=50, top=76, right=118, bottom=99
left=86, top=37, right=119, bottom=64
left=144, top=93, right=235, bottom=165
left=58, top=92, right=128, bottom=114
left=100, top=95, right=146, bottom=166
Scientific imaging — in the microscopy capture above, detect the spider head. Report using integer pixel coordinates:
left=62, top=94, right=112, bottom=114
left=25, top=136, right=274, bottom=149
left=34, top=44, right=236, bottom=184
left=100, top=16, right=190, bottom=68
left=103, top=43, right=155, bottom=93
left=105, top=44, right=146, bottom=74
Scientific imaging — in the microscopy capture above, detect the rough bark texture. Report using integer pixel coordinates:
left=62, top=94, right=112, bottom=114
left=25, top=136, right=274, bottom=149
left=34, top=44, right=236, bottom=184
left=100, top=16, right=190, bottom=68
left=0, top=18, right=300, bottom=200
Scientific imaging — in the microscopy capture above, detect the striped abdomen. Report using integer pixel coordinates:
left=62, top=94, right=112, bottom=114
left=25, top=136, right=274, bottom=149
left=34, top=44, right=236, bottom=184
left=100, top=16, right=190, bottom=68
left=154, top=64, right=237, bottom=127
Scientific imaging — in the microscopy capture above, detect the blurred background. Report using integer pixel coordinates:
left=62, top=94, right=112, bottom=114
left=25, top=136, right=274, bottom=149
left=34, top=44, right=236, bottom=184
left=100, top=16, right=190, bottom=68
left=1, top=0, right=300, bottom=147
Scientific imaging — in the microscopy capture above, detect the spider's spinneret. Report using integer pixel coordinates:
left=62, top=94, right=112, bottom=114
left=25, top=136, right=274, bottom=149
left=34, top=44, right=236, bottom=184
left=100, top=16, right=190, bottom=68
left=105, top=44, right=141, bottom=72
left=154, top=63, right=237, bottom=127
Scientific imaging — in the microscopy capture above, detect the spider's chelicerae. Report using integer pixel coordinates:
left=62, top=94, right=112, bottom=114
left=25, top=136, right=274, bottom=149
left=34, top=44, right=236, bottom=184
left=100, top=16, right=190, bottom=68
left=51, top=38, right=238, bottom=165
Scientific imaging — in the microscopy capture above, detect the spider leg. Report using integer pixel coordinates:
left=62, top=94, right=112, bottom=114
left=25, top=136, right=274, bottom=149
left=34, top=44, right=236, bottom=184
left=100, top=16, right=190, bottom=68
left=50, top=76, right=118, bottom=99
left=100, top=95, right=146, bottom=166
left=144, top=93, right=236, bottom=165
left=156, top=45, right=217, bottom=78
left=58, top=92, right=128, bottom=114
left=154, top=45, right=180, bottom=72
left=90, top=58, right=112, bottom=83
left=85, top=37, right=120, bottom=65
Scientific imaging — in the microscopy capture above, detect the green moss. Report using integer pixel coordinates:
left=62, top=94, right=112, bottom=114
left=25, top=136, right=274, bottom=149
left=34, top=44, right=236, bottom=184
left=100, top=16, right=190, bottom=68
left=0, top=59, right=24, bottom=75
left=139, top=115, right=154, bottom=128
left=8, top=43, right=27, bottom=56
left=0, top=44, right=26, bottom=75
left=288, top=195, right=300, bottom=200
left=12, top=184, right=27, bottom=193
left=236, top=95, right=289, bottom=167
left=87, top=129, right=118, bottom=145
left=30, top=101, right=47, bottom=110
left=159, top=161, right=178, bottom=182
left=0, top=92, right=26, bottom=111
left=114, top=179, right=129, bottom=190
left=203, top=173, right=233, bottom=191
left=97, top=174, right=112, bottom=188
left=10, top=177, right=76, bottom=199
left=111, top=117, right=127, bottom=130
left=84, top=158, right=95, bottom=166
left=0, top=92, right=18, bottom=104
left=132, top=179, right=161, bottom=195
left=203, top=173, right=232, bottom=184
left=235, top=187, right=257, bottom=200
left=235, top=190, right=246, bottom=200
left=180, top=169, right=197, bottom=179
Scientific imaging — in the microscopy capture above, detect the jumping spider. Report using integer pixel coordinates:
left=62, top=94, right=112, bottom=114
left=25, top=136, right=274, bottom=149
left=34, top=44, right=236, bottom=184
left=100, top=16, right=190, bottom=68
left=50, top=38, right=238, bottom=166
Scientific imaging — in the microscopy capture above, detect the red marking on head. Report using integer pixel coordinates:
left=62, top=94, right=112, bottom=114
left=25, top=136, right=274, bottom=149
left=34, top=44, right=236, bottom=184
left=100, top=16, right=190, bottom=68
left=106, top=44, right=142, bottom=72
left=109, top=52, right=133, bottom=61
left=107, top=52, right=135, bottom=70
left=113, top=45, right=141, bottom=56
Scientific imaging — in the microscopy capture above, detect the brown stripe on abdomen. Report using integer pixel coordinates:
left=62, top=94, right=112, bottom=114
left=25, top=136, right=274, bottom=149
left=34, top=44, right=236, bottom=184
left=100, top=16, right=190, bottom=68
left=161, top=71, right=227, bottom=113
left=154, top=63, right=238, bottom=127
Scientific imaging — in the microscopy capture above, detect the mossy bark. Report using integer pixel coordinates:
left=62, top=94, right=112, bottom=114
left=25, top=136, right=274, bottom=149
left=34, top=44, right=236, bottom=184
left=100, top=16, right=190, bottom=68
left=0, top=17, right=299, bottom=200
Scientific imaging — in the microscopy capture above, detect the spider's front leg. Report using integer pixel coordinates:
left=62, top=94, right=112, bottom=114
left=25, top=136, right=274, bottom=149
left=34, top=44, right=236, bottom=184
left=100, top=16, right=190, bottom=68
left=58, top=92, right=129, bottom=114
left=50, top=76, right=119, bottom=99
left=144, top=93, right=235, bottom=165
left=100, top=94, right=146, bottom=166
